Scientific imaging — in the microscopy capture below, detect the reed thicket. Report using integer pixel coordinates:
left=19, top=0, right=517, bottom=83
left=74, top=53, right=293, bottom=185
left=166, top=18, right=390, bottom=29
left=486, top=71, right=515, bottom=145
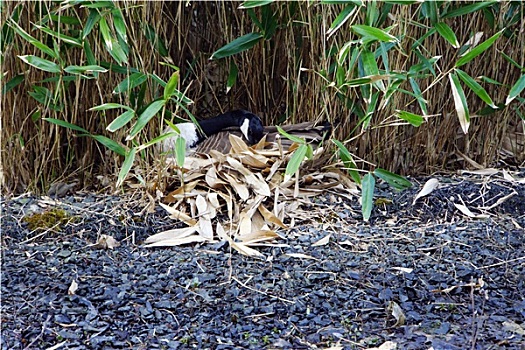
left=1, top=1, right=524, bottom=194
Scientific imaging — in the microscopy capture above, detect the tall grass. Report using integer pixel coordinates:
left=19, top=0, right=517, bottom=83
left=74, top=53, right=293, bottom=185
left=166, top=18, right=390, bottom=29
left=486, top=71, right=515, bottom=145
left=1, top=1, right=524, bottom=194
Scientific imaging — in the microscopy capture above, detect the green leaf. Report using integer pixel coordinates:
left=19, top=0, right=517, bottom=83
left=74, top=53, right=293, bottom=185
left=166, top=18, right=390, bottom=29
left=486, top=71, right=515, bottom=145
left=34, top=24, right=82, bottom=47
left=227, top=61, right=239, bottom=94
left=64, top=65, right=108, bottom=75
left=327, top=5, right=358, bottom=38
left=81, top=1, right=115, bottom=9
left=18, top=55, right=61, bottom=73
left=113, top=72, right=148, bottom=94
left=455, top=69, right=496, bottom=108
left=506, top=74, right=525, bottom=106
left=175, top=136, right=186, bottom=168
left=332, top=139, right=361, bottom=185
left=276, top=126, right=306, bottom=144
left=285, top=144, right=308, bottom=176
left=443, top=1, right=497, bottom=18
left=409, top=78, right=428, bottom=115
left=361, top=173, right=375, bottom=221
left=434, top=22, right=459, bottom=48
left=48, top=14, right=81, bottom=25
left=89, top=103, right=133, bottom=111
left=83, top=10, right=100, bottom=39
left=90, top=135, right=126, bottom=156
left=28, top=86, right=62, bottom=111
left=448, top=72, right=470, bottom=134
left=239, top=0, right=274, bottom=9
left=128, top=100, right=165, bottom=139
left=210, top=32, right=263, bottom=60
left=8, top=19, right=57, bottom=59
left=164, top=71, right=179, bottom=100
left=43, top=118, right=88, bottom=133
left=112, top=8, right=128, bottom=43
left=3, top=74, right=24, bottom=94
left=351, top=24, right=398, bottom=43
left=455, top=29, right=504, bottom=68
left=396, top=110, right=424, bottom=127
left=373, top=168, right=412, bottom=190
left=106, top=110, right=136, bottom=132
left=116, top=147, right=136, bottom=188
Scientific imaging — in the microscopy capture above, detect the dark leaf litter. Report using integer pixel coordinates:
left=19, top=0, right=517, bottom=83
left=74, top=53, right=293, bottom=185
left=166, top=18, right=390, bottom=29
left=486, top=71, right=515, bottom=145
left=2, top=174, right=525, bottom=349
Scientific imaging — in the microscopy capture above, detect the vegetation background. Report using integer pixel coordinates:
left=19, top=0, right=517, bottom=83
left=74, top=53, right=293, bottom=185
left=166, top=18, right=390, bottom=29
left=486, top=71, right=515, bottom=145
left=1, top=1, right=524, bottom=194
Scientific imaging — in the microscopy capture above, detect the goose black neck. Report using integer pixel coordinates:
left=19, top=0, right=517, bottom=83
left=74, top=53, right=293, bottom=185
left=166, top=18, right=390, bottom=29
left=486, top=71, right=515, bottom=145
left=197, top=111, right=245, bottom=137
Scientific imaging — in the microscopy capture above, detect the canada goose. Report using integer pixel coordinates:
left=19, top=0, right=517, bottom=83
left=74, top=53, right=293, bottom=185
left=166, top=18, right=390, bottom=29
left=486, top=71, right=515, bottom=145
left=161, top=110, right=264, bottom=154
left=161, top=110, right=331, bottom=155
left=193, top=120, right=332, bottom=155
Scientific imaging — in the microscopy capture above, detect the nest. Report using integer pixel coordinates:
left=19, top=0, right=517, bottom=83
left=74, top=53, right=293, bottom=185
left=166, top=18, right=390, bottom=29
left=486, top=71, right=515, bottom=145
left=145, top=134, right=358, bottom=257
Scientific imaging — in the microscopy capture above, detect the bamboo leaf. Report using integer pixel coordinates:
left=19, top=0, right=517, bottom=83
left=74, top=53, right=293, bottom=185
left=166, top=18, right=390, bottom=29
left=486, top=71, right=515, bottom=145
left=64, top=65, right=108, bottom=75
left=361, top=173, right=375, bottom=221
left=226, top=61, right=238, bottom=94
left=116, top=147, right=136, bottom=187
left=113, top=72, right=148, bottom=94
left=43, top=118, right=88, bottom=133
left=239, top=0, right=274, bottom=9
left=18, top=55, right=61, bottom=73
left=210, top=32, right=263, bottom=60
left=175, top=136, right=186, bottom=168
left=443, top=1, right=497, bottom=18
left=448, top=72, right=470, bottom=134
left=327, top=5, right=358, bottom=38
left=34, top=24, right=82, bottom=47
left=506, top=74, right=525, bottom=106
left=128, top=100, right=165, bottom=139
left=89, top=103, right=133, bottom=111
left=434, top=22, right=459, bottom=48
left=3, top=74, right=24, bottom=94
left=395, top=110, right=424, bottom=127
left=351, top=24, right=398, bottom=43
left=8, top=19, right=57, bottom=59
left=285, top=144, right=308, bottom=176
left=373, top=168, right=412, bottom=190
left=455, top=29, right=504, bottom=68
left=164, top=71, right=180, bottom=100
left=332, top=139, right=361, bottom=185
left=83, top=10, right=100, bottom=39
left=106, top=110, right=135, bottom=132
left=277, top=126, right=306, bottom=144
left=90, top=135, right=127, bottom=156
left=456, top=69, right=496, bottom=108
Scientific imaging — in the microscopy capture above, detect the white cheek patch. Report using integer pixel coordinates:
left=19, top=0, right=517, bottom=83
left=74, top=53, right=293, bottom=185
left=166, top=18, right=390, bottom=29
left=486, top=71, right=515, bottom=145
left=240, top=118, right=250, bottom=140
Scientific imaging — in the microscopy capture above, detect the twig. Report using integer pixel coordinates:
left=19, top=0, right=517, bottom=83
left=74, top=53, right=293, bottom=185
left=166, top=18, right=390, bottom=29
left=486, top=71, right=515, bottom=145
left=232, top=276, right=295, bottom=304
left=475, top=256, right=525, bottom=270
left=24, top=314, right=51, bottom=350
left=469, top=277, right=478, bottom=350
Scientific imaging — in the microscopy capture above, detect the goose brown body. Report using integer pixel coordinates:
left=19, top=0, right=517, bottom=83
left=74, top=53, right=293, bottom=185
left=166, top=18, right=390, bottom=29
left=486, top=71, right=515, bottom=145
left=194, top=121, right=331, bottom=155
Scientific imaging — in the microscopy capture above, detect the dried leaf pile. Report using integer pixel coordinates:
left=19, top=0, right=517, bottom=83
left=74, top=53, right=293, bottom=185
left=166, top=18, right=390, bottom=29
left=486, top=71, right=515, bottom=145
left=145, top=135, right=358, bottom=256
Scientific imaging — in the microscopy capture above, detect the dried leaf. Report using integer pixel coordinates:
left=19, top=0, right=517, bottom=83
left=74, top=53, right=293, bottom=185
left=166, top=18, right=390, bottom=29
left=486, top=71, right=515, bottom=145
left=144, top=227, right=198, bottom=244
left=205, top=166, right=226, bottom=189
left=216, top=222, right=264, bottom=258
left=68, top=279, right=78, bottom=295
left=258, top=204, right=288, bottom=229
left=159, top=202, right=197, bottom=225
left=94, top=234, right=120, bottom=249
left=369, top=341, right=398, bottom=350
left=229, top=134, right=250, bottom=153
left=412, top=178, right=439, bottom=204
left=144, top=234, right=207, bottom=247
left=453, top=203, right=489, bottom=219
left=388, top=301, right=406, bottom=327
left=196, top=195, right=213, bottom=240
left=312, top=234, right=331, bottom=246
left=222, top=172, right=250, bottom=200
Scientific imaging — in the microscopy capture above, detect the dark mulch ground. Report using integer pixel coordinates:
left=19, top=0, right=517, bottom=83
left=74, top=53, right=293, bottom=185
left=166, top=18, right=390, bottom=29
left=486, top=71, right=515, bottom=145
left=2, top=172, right=525, bottom=350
